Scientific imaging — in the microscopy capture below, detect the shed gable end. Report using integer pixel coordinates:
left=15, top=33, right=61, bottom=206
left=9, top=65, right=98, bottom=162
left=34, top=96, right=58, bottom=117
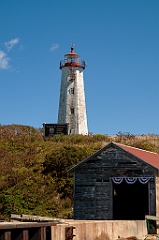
left=82, top=146, right=147, bottom=170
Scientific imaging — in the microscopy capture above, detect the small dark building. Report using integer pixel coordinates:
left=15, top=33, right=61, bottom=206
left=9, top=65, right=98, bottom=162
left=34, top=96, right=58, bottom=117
left=43, top=123, right=68, bottom=137
left=69, top=142, right=159, bottom=220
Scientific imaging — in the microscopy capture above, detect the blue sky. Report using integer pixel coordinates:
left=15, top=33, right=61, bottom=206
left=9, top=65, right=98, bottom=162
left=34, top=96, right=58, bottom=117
left=0, top=0, right=159, bottom=135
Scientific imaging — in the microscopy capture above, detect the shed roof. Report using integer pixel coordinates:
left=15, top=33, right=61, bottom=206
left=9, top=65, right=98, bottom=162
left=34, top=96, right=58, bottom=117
left=116, top=142, right=159, bottom=169
left=69, top=142, right=159, bottom=172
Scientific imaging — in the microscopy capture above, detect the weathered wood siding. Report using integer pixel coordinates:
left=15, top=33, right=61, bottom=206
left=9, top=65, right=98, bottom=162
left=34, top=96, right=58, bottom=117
left=73, top=144, right=156, bottom=220
left=156, top=176, right=159, bottom=217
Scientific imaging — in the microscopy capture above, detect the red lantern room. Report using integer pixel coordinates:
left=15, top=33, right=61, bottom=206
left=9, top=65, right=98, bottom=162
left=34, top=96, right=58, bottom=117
left=60, top=44, right=86, bottom=69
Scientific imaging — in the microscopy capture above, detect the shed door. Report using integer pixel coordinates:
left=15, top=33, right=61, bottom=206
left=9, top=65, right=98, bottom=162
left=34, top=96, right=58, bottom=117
left=113, top=179, right=149, bottom=220
left=96, top=181, right=110, bottom=219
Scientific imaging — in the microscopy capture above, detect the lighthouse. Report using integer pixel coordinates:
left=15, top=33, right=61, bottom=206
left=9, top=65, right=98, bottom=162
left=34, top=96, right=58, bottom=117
left=58, top=45, right=88, bottom=135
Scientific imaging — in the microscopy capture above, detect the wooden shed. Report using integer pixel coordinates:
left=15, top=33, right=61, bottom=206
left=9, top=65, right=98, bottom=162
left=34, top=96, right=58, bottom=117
left=68, top=142, right=159, bottom=220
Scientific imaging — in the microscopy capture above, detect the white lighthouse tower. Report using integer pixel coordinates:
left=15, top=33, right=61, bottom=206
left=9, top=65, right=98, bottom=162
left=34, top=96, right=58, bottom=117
left=58, top=45, right=88, bottom=135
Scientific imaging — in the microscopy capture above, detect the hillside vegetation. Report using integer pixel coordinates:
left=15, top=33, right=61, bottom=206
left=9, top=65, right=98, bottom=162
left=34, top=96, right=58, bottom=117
left=0, top=124, right=159, bottom=220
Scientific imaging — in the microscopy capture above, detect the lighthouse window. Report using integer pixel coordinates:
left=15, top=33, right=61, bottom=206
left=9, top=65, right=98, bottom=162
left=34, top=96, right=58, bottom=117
left=70, top=108, right=74, bottom=114
left=68, top=88, right=74, bottom=94
left=70, top=88, right=74, bottom=94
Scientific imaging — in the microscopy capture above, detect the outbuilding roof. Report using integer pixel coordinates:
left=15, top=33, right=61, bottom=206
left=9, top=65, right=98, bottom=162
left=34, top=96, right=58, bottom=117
left=115, top=142, right=159, bottom=169
left=69, top=142, right=159, bottom=172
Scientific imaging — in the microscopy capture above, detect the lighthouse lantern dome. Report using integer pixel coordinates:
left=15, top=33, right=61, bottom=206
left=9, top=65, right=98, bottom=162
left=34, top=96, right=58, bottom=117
left=60, top=44, right=86, bottom=69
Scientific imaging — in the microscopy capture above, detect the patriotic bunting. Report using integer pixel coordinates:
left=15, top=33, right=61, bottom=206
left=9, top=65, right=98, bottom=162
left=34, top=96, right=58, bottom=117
left=138, top=177, right=151, bottom=184
left=112, top=177, right=152, bottom=184
left=111, top=177, right=124, bottom=184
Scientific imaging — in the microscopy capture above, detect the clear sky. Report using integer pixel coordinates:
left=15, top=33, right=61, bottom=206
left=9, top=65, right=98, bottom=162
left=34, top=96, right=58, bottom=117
left=0, top=0, right=159, bottom=135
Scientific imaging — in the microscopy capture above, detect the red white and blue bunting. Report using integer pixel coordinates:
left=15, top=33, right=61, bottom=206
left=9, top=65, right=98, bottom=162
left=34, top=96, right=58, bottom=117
left=111, top=177, right=152, bottom=184
left=111, top=177, right=124, bottom=184
left=138, top=177, right=152, bottom=184
left=125, top=177, right=137, bottom=184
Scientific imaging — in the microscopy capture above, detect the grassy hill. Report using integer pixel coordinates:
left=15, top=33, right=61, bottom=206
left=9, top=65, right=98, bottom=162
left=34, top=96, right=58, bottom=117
left=0, top=124, right=159, bottom=220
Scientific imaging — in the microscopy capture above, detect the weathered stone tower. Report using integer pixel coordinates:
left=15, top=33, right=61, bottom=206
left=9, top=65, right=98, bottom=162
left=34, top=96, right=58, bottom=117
left=58, top=45, right=88, bottom=135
